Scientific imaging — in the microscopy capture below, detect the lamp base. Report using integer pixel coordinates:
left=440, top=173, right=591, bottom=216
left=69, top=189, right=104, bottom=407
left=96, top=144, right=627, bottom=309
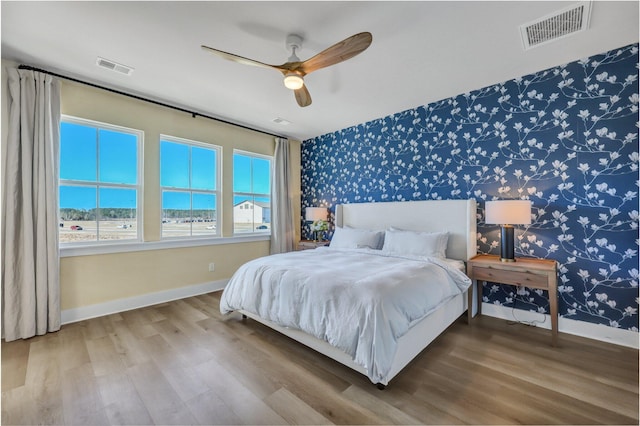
left=500, top=225, right=516, bottom=262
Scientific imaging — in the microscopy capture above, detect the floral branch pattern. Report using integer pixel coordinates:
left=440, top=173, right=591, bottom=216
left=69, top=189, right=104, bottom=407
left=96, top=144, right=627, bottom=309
left=301, top=44, right=639, bottom=331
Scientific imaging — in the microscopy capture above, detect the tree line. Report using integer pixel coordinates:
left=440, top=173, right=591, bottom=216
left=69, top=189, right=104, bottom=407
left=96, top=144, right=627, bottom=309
left=162, top=209, right=216, bottom=219
left=60, top=208, right=215, bottom=220
left=60, top=208, right=135, bottom=221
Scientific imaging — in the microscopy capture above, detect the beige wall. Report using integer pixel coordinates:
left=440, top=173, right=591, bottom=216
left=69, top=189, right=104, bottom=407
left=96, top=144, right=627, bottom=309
left=60, top=242, right=270, bottom=310
left=2, top=60, right=301, bottom=311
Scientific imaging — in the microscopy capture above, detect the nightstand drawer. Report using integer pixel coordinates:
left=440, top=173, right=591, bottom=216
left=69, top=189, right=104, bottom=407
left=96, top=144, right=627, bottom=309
left=472, top=266, right=548, bottom=288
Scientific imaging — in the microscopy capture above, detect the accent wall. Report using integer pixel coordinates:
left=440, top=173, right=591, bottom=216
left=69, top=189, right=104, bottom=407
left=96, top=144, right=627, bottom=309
left=301, top=43, right=639, bottom=332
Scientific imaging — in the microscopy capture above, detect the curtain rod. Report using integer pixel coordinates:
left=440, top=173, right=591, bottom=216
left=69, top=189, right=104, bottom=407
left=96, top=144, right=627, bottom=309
left=18, top=64, right=285, bottom=139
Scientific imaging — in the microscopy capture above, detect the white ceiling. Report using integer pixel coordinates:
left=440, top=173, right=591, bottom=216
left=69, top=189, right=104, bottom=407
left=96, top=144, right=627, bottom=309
left=2, top=1, right=638, bottom=141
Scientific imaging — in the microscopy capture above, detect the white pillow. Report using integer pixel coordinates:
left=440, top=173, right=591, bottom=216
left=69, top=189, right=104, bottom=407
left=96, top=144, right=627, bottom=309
left=382, top=228, right=449, bottom=258
left=329, top=226, right=384, bottom=250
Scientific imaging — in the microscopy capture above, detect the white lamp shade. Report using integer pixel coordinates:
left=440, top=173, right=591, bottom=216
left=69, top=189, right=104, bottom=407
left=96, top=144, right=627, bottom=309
left=485, top=200, right=532, bottom=225
left=305, top=207, right=327, bottom=222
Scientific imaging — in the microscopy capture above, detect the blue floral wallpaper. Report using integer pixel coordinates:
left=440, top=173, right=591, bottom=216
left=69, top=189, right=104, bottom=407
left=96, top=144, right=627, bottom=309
left=301, top=43, right=639, bottom=331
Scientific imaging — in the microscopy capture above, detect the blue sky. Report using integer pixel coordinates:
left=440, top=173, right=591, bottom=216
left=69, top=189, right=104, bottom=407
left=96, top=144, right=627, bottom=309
left=59, top=121, right=271, bottom=211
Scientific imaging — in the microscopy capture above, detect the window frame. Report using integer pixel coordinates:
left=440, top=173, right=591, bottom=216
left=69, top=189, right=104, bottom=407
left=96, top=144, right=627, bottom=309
left=232, top=149, right=273, bottom=236
left=160, top=134, right=222, bottom=240
left=59, top=115, right=143, bottom=247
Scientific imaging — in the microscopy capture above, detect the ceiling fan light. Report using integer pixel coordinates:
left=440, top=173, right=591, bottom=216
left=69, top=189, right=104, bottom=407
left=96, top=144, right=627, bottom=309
left=284, top=73, right=304, bottom=90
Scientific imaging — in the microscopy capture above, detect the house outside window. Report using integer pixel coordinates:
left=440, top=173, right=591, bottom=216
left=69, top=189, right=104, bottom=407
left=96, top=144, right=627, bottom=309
left=233, top=150, right=271, bottom=234
left=160, top=135, right=220, bottom=239
left=59, top=116, right=142, bottom=245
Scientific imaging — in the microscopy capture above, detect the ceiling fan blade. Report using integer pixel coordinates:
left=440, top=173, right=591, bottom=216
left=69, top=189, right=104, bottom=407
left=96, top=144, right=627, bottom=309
left=201, top=45, right=278, bottom=71
left=300, top=32, right=372, bottom=74
left=294, top=85, right=312, bottom=107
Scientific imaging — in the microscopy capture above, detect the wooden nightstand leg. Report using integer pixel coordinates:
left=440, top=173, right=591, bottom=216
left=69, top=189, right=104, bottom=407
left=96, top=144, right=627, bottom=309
left=550, top=289, right=559, bottom=347
left=467, top=287, right=473, bottom=323
left=466, top=264, right=474, bottom=323
left=467, top=279, right=483, bottom=323
left=476, top=280, right=483, bottom=316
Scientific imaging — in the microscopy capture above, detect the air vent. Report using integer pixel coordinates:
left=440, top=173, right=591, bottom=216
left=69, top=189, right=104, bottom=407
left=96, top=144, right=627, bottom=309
left=272, top=117, right=291, bottom=125
left=96, top=57, right=134, bottom=76
left=520, top=1, right=592, bottom=50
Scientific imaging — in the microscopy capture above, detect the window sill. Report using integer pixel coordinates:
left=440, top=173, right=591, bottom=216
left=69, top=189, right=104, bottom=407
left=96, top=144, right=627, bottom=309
left=60, top=234, right=271, bottom=258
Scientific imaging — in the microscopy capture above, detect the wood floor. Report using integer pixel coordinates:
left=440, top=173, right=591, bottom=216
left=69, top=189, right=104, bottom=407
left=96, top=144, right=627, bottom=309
left=2, top=291, right=638, bottom=425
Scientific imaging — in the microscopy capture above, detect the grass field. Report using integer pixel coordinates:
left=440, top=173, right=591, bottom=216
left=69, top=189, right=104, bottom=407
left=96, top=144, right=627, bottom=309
left=59, top=220, right=268, bottom=243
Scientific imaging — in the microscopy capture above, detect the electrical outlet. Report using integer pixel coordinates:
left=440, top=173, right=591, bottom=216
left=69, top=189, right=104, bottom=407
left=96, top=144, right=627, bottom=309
left=208, top=262, right=215, bottom=272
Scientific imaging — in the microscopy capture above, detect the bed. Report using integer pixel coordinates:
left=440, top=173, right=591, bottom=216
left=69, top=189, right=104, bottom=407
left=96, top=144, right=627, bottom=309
left=220, top=199, right=478, bottom=388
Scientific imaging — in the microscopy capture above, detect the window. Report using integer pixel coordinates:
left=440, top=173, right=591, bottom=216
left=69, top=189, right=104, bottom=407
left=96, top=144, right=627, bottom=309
left=59, top=117, right=142, bottom=244
left=233, top=150, right=272, bottom=234
left=160, top=136, right=220, bottom=238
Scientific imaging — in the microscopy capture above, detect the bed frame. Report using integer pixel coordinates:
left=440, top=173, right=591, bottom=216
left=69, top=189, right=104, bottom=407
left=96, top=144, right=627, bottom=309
left=238, top=199, right=478, bottom=388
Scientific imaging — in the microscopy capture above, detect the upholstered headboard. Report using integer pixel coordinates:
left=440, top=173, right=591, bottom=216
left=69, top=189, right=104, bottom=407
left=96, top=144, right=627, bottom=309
left=335, top=199, right=477, bottom=261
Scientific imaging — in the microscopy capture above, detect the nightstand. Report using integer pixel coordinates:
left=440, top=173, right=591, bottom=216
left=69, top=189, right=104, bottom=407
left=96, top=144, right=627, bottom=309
left=467, top=254, right=559, bottom=346
left=297, top=240, right=330, bottom=250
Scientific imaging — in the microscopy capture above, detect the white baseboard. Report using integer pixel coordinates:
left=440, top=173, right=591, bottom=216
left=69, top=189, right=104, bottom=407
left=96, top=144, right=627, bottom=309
left=481, top=303, right=639, bottom=349
left=61, top=285, right=638, bottom=350
left=61, top=279, right=228, bottom=325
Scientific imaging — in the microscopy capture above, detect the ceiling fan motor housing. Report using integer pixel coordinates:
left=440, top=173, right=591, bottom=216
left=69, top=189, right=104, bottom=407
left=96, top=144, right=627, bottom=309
left=285, top=34, right=303, bottom=54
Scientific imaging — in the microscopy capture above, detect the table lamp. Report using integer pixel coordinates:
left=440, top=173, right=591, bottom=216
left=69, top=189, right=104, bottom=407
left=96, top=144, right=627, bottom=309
left=484, top=200, right=532, bottom=262
left=305, top=207, right=328, bottom=241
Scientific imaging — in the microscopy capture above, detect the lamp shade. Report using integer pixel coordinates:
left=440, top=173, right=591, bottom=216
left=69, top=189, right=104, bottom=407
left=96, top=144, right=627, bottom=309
left=485, top=200, right=532, bottom=225
left=305, top=207, right=327, bottom=222
left=284, top=73, right=304, bottom=90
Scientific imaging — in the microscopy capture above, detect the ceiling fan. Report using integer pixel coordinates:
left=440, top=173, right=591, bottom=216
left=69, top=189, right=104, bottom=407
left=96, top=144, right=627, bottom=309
left=201, top=32, right=372, bottom=107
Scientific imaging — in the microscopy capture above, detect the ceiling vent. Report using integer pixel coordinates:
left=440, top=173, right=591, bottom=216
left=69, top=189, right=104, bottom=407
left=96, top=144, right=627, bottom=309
left=96, top=57, right=134, bottom=76
left=272, top=117, right=291, bottom=125
left=520, top=1, right=592, bottom=50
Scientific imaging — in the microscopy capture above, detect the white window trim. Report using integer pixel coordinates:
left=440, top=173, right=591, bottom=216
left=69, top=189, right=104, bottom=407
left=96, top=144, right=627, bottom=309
left=59, top=115, right=144, bottom=246
left=60, top=234, right=270, bottom=258
left=160, top=134, right=222, bottom=239
left=232, top=149, right=273, bottom=236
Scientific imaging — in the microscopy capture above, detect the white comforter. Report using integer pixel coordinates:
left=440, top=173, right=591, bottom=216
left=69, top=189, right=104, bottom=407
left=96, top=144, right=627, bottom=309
left=220, top=247, right=471, bottom=384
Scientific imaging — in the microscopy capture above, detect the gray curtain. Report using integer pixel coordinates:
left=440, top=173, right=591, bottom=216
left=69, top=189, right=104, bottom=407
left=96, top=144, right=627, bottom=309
left=270, top=137, right=296, bottom=254
left=2, top=68, right=61, bottom=341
